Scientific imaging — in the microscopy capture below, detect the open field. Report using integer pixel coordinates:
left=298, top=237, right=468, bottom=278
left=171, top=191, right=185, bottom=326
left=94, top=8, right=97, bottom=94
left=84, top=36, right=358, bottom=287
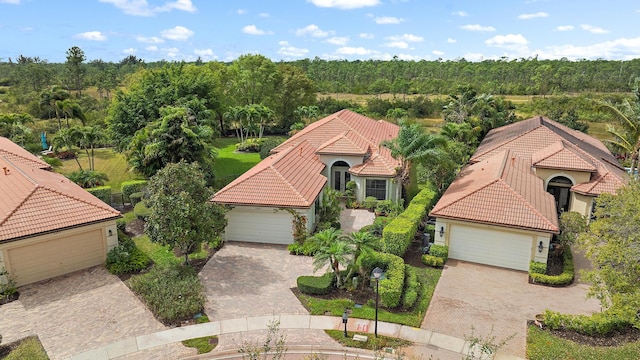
left=57, top=148, right=145, bottom=190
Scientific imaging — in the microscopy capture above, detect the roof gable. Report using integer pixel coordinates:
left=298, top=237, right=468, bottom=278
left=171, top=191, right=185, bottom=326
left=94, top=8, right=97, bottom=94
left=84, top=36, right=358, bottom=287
left=531, top=141, right=597, bottom=172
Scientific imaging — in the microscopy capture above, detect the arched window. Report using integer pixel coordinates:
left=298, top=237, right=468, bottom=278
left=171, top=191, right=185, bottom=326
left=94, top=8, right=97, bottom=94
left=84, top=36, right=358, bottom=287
left=547, top=176, right=573, bottom=213
left=331, top=161, right=351, bottom=192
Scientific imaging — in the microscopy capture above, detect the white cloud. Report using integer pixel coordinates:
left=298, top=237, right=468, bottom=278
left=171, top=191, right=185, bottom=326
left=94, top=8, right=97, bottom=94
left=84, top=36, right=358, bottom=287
left=447, top=38, right=457, bottom=43
left=122, top=47, right=136, bottom=54
left=386, top=34, right=423, bottom=42
left=556, top=25, right=574, bottom=31
left=384, top=41, right=409, bottom=49
left=237, top=8, right=246, bottom=14
left=461, top=52, right=484, bottom=61
left=375, top=53, right=424, bottom=61
left=453, top=11, right=468, bottom=17
left=194, top=48, right=217, bottom=59
left=136, top=35, right=164, bottom=44
left=433, top=50, right=445, bottom=56
left=360, top=33, right=374, bottom=39
left=74, top=31, right=107, bottom=41
left=242, top=25, right=273, bottom=35
left=0, top=0, right=21, bottom=4
left=460, top=24, right=496, bottom=32
left=336, top=46, right=372, bottom=55
left=98, top=0, right=196, bottom=16
left=325, top=36, right=349, bottom=45
left=162, top=47, right=180, bottom=58
left=277, top=42, right=309, bottom=57
left=295, top=24, right=331, bottom=37
left=581, top=24, right=609, bottom=34
left=160, top=26, right=194, bottom=40
left=535, top=37, right=640, bottom=60
left=145, top=45, right=158, bottom=51
left=485, top=34, right=528, bottom=46
left=308, top=0, right=380, bottom=10
left=259, top=12, right=270, bottom=17
left=517, top=12, right=548, bottom=19
left=375, top=16, right=404, bottom=24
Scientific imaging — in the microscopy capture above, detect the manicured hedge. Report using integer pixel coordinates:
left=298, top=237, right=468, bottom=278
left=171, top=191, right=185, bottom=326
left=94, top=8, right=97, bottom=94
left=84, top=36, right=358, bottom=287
left=129, top=191, right=144, bottom=206
left=87, top=186, right=111, bottom=204
left=361, top=251, right=405, bottom=308
left=543, top=309, right=632, bottom=336
left=429, top=244, right=449, bottom=263
left=121, top=180, right=148, bottom=202
left=410, top=187, right=437, bottom=207
left=401, top=265, right=420, bottom=309
left=529, top=261, right=547, bottom=275
left=134, top=201, right=151, bottom=221
left=297, top=272, right=334, bottom=295
left=381, top=188, right=434, bottom=257
left=530, top=251, right=574, bottom=286
left=422, top=254, right=444, bottom=268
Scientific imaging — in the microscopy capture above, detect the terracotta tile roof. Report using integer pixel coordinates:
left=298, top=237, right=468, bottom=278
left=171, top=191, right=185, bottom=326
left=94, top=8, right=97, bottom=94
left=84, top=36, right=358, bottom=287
left=531, top=141, right=597, bottom=172
left=0, top=136, right=51, bottom=170
left=430, top=150, right=559, bottom=233
left=350, top=147, right=397, bottom=177
left=272, top=109, right=400, bottom=177
left=0, top=142, right=120, bottom=242
left=572, top=167, right=626, bottom=196
left=470, top=116, right=627, bottom=196
left=212, top=140, right=327, bottom=208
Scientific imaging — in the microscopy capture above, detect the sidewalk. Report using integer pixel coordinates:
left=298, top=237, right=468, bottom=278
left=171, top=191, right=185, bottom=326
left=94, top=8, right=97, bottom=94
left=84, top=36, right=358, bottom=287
left=71, top=314, right=526, bottom=360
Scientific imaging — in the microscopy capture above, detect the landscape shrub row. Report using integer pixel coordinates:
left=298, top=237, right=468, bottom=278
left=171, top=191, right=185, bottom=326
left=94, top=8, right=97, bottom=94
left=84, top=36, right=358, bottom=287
left=87, top=186, right=111, bottom=204
left=105, top=231, right=151, bottom=275
left=530, top=251, right=574, bottom=286
left=401, top=265, right=420, bottom=309
left=429, top=244, right=449, bottom=263
left=381, top=187, right=435, bottom=256
left=288, top=241, right=320, bottom=256
left=529, top=261, right=547, bottom=275
left=121, top=180, right=148, bottom=202
left=297, top=272, right=334, bottom=295
left=361, top=252, right=405, bottom=308
left=421, top=254, right=444, bottom=268
left=543, top=309, right=632, bottom=336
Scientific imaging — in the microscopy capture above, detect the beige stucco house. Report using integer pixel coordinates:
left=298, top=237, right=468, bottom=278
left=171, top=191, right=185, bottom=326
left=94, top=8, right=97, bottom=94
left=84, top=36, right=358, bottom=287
left=0, top=137, right=121, bottom=286
left=430, top=116, right=627, bottom=271
left=211, top=109, right=401, bottom=244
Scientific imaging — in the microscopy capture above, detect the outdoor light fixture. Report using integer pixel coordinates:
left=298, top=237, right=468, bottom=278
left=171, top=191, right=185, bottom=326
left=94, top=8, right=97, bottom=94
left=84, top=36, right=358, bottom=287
left=439, top=226, right=445, bottom=238
left=538, top=240, right=544, bottom=253
left=108, top=229, right=113, bottom=237
left=342, top=309, right=349, bottom=337
left=372, top=267, right=384, bottom=338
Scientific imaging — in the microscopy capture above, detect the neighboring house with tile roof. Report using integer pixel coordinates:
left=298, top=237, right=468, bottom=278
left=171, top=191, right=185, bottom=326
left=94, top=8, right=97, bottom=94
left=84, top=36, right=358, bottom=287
left=430, top=116, right=627, bottom=271
left=211, top=109, right=401, bottom=244
left=0, top=136, right=121, bottom=286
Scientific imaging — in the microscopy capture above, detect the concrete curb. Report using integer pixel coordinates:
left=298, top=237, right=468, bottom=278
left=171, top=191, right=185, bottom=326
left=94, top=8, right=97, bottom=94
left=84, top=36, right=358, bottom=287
left=71, top=315, right=526, bottom=360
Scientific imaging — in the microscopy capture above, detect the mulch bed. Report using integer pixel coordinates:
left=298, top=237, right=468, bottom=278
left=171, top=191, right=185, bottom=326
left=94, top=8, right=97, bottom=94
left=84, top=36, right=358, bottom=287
left=529, top=320, right=640, bottom=347
left=0, top=292, right=19, bottom=306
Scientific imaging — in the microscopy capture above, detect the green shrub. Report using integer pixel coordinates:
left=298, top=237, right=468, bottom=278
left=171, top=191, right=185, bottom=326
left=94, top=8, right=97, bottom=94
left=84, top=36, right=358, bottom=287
left=402, top=265, right=420, bottom=309
left=105, top=231, right=151, bottom=275
left=529, top=261, right=547, bottom=275
left=236, top=138, right=269, bottom=152
left=87, top=186, right=111, bottom=204
left=530, top=251, right=574, bottom=286
left=128, top=264, right=205, bottom=325
left=0, top=267, right=17, bottom=302
left=375, top=200, right=393, bottom=215
left=259, top=138, right=283, bottom=159
left=121, top=180, right=148, bottom=202
left=129, top=191, right=144, bottom=206
left=411, top=187, right=437, bottom=207
left=360, top=252, right=405, bottom=308
left=543, top=309, right=632, bottom=336
left=134, top=201, right=151, bottom=221
left=288, top=241, right=320, bottom=256
left=297, top=273, right=334, bottom=295
left=381, top=201, right=427, bottom=257
left=116, top=218, right=127, bottom=232
left=363, top=196, right=378, bottom=210
left=429, top=244, right=449, bottom=263
left=422, top=254, right=444, bottom=268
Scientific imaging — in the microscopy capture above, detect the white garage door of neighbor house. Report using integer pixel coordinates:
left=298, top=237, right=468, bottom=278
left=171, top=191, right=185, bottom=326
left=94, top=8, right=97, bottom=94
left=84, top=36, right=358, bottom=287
left=448, top=225, right=532, bottom=271
left=226, top=208, right=293, bottom=244
left=7, top=229, right=105, bottom=286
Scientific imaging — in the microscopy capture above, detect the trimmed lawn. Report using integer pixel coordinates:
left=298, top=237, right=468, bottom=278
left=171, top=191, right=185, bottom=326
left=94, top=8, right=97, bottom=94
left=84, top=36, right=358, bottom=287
left=297, top=265, right=441, bottom=328
left=56, top=148, right=144, bottom=190
left=133, top=235, right=209, bottom=267
left=212, top=137, right=262, bottom=181
left=0, top=336, right=49, bottom=360
left=325, top=330, right=412, bottom=350
left=527, top=325, right=640, bottom=360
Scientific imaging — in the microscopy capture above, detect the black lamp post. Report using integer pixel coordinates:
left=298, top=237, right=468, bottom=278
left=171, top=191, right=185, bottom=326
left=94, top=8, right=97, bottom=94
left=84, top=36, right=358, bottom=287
left=342, top=309, right=349, bottom=337
left=372, top=267, right=383, bottom=338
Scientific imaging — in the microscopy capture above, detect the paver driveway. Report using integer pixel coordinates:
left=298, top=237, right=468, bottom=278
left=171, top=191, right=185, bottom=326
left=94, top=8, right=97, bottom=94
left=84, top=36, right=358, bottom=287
left=0, top=266, right=194, bottom=360
left=422, top=258, right=600, bottom=358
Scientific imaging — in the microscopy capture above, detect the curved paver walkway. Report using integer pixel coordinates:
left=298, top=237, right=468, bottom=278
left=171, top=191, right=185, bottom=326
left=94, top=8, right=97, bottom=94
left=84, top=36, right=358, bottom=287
left=71, top=314, right=526, bottom=360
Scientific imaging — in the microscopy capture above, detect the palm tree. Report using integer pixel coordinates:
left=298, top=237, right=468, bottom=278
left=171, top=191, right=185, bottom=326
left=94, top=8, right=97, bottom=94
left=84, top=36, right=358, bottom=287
left=224, top=106, right=244, bottom=143
left=51, top=127, right=83, bottom=170
left=57, top=99, right=87, bottom=128
left=310, top=228, right=353, bottom=287
left=343, top=230, right=378, bottom=281
left=78, top=126, right=106, bottom=171
left=39, top=86, right=70, bottom=130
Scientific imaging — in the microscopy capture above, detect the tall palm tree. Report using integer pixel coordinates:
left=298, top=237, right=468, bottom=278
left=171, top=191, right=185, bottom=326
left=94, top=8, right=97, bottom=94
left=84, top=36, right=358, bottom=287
left=78, top=126, right=106, bottom=171
left=224, top=106, right=244, bottom=143
left=310, top=228, right=353, bottom=288
left=51, top=127, right=83, bottom=170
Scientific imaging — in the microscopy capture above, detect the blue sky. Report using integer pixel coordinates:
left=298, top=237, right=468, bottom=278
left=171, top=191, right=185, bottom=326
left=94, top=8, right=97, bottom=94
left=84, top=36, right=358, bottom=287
left=1, top=0, right=640, bottom=63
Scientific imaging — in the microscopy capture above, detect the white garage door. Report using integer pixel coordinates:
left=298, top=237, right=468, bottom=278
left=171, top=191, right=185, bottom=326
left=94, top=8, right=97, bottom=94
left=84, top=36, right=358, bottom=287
left=449, top=224, right=532, bottom=271
left=7, top=229, right=105, bottom=286
left=226, top=207, right=294, bottom=244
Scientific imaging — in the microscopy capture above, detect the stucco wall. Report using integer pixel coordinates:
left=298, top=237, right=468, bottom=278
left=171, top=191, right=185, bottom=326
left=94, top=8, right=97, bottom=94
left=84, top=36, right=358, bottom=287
left=535, top=168, right=591, bottom=187
left=571, top=193, right=594, bottom=217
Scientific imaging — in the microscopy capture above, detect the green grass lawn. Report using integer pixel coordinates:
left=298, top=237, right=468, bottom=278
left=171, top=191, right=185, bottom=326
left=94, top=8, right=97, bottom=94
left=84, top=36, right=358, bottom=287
left=212, top=137, right=263, bottom=179
left=527, top=325, right=640, bottom=360
left=0, top=336, right=49, bottom=360
left=297, top=266, right=441, bottom=328
left=56, top=148, right=145, bottom=190
left=132, top=235, right=209, bottom=267
left=325, top=329, right=412, bottom=350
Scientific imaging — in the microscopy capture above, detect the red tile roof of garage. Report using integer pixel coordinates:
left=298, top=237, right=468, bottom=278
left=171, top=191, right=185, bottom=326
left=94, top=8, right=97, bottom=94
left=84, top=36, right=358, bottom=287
left=0, top=136, right=51, bottom=170
left=0, top=137, right=120, bottom=242
left=430, top=150, right=560, bottom=233
left=212, top=140, right=327, bottom=208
